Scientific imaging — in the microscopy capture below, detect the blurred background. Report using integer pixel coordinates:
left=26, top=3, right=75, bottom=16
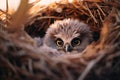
left=0, top=0, right=73, bottom=11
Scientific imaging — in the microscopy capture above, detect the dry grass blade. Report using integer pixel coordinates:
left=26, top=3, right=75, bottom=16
left=85, top=2, right=98, bottom=23
left=78, top=52, right=105, bottom=80
left=7, top=0, right=29, bottom=32
left=0, top=55, right=17, bottom=73
left=7, top=0, right=40, bottom=32
left=82, top=0, right=102, bottom=2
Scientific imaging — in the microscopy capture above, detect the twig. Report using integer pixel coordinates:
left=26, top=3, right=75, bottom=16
left=97, top=9, right=103, bottom=22
left=28, top=59, right=33, bottom=74
left=78, top=51, right=105, bottom=80
left=73, top=4, right=89, bottom=16
left=95, top=3, right=106, bottom=16
left=5, top=0, right=8, bottom=27
left=85, top=2, right=98, bottom=23
left=36, top=16, right=63, bottom=20
left=0, top=55, right=17, bottom=73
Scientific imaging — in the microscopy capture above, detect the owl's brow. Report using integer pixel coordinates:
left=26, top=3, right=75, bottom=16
left=72, top=33, right=80, bottom=38
left=54, top=34, right=62, bottom=38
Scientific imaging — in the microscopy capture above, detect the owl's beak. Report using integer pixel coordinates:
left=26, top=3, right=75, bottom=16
left=64, top=44, right=72, bottom=52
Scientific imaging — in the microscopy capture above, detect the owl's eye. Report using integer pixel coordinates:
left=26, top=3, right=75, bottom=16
left=71, top=38, right=81, bottom=47
left=56, top=38, right=64, bottom=47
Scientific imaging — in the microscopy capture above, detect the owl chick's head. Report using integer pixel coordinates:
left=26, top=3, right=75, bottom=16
left=44, top=19, right=93, bottom=53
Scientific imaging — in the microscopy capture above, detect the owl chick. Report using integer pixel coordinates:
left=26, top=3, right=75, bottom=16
left=43, top=19, right=93, bottom=54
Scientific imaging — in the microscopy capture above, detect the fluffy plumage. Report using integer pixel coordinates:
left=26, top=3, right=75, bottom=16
left=44, top=19, right=93, bottom=54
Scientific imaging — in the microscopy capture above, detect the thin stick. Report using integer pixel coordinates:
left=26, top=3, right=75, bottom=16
left=85, top=2, right=98, bottom=23
left=78, top=52, right=105, bottom=80
left=36, top=16, right=63, bottom=20
left=97, top=9, right=103, bottom=22
left=95, top=3, right=106, bottom=16
left=5, top=0, right=8, bottom=27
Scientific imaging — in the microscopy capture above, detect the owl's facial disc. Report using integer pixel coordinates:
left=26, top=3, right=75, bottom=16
left=55, top=37, right=81, bottom=52
left=55, top=38, right=72, bottom=52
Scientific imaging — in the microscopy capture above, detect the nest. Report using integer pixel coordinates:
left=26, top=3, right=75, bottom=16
left=25, top=0, right=111, bottom=37
left=0, top=0, right=120, bottom=80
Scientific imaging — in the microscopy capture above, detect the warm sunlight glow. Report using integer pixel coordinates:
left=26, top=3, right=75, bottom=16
left=39, top=0, right=61, bottom=5
left=0, top=0, right=74, bottom=12
left=0, top=0, right=20, bottom=11
left=0, top=0, right=60, bottom=11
